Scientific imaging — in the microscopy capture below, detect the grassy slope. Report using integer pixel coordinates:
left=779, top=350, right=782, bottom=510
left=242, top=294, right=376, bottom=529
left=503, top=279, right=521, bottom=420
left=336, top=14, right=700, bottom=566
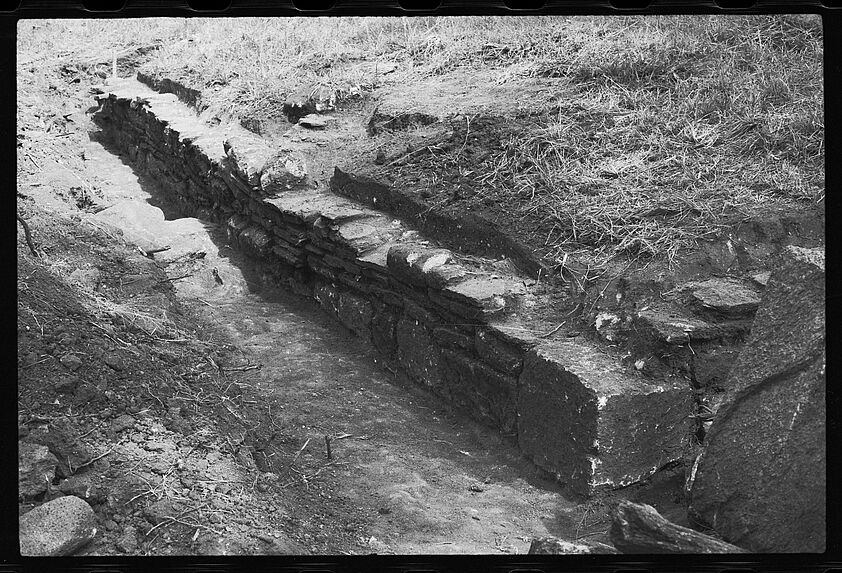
left=20, top=15, right=823, bottom=268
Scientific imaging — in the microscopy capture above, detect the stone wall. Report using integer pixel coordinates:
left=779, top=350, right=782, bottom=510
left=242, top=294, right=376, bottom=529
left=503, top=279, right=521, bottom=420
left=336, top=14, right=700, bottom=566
left=93, top=78, right=694, bottom=498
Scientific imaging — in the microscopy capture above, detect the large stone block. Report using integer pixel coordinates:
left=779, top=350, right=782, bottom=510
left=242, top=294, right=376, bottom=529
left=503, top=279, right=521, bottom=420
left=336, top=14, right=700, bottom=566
left=441, top=350, right=518, bottom=435
left=517, top=338, right=693, bottom=497
left=263, top=191, right=336, bottom=226
left=395, top=316, right=445, bottom=395
left=688, top=246, right=826, bottom=553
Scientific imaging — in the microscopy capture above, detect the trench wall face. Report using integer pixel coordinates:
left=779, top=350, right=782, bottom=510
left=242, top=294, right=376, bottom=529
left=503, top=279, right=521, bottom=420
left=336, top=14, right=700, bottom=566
left=93, top=80, right=694, bottom=498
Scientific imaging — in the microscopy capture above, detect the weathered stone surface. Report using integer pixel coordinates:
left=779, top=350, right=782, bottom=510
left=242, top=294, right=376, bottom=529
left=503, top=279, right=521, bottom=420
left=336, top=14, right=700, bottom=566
left=517, top=338, right=693, bottom=497
left=223, top=135, right=273, bottom=188
left=387, top=244, right=454, bottom=288
left=402, top=298, right=439, bottom=325
left=431, top=327, right=474, bottom=351
left=58, top=474, right=105, bottom=505
left=27, top=418, right=92, bottom=478
left=395, top=316, right=444, bottom=394
left=337, top=290, right=373, bottom=341
left=260, top=152, right=307, bottom=194
left=425, top=263, right=468, bottom=290
left=475, top=328, right=524, bottom=377
left=682, top=278, right=761, bottom=317
left=298, top=114, right=329, bottom=129
left=116, top=526, right=139, bottom=553
left=442, top=276, right=525, bottom=317
left=313, top=282, right=340, bottom=319
left=144, top=498, right=189, bottom=525
left=60, top=354, right=83, bottom=371
left=610, top=501, right=747, bottom=554
left=110, top=414, right=136, bottom=434
left=688, top=246, right=826, bottom=553
left=19, top=495, right=97, bottom=556
left=528, top=536, right=619, bottom=554
left=54, top=376, right=80, bottom=394
left=750, top=270, right=771, bottom=287
left=634, top=307, right=748, bottom=345
left=271, top=244, right=306, bottom=267
left=441, top=350, right=518, bottom=435
left=226, top=214, right=250, bottom=244
left=370, top=302, right=399, bottom=357
left=691, top=347, right=741, bottom=390
left=258, top=192, right=312, bottom=224
left=238, top=225, right=273, bottom=257
left=19, top=442, right=58, bottom=498
left=357, top=243, right=393, bottom=272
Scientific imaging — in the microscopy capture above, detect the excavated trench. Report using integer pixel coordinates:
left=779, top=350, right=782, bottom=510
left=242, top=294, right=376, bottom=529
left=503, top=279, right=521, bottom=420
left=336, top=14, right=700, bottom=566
left=81, top=96, right=590, bottom=555
left=71, top=74, right=793, bottom=554
left=91, top=76, right=703, bottom=501
left=77, top=65, right=831, bottom=552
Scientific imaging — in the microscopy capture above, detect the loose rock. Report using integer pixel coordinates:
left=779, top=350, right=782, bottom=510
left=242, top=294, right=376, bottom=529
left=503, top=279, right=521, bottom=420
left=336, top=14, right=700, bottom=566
left=110, top=414, right=136, bottom=434
left=19, top=442, right=58, bottom=498
left=103, top=352, right=125, bottom=371
left=116, top=526, right=138, bottom=553
left=27, top=417, right=92, bottom=478
left=59, top=354, right=83, bottom=371
left=610, top=501, right=747, bottom=554
left=528, top=536, right=619, bottom=554
left=54, top=375, right=80, bottom=394
left=58, top=473, right=104, bottom=504
left=682, top=277, right=761, bottom=317
left=298, top=114, right=329, bottom=129
left=19, top=495, right=97, bottom=556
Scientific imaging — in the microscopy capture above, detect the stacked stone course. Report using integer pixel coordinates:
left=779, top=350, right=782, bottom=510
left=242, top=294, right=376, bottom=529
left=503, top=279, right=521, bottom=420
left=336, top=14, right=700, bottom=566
left=93, top=78, right=694, bottom=497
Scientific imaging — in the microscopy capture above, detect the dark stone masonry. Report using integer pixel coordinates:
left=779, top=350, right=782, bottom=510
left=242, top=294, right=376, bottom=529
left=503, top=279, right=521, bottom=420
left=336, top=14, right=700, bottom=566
left=93, top=78, right=694, bottom=497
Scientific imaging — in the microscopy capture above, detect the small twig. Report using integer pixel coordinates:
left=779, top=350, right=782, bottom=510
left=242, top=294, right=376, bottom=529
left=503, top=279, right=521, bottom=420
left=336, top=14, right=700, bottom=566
left=221, top=364, right=261, bottom=373
left=289, top=437, right=311, bottom=468
left=78, top=425, right=100, bottom=439
left=325, top=435, right=332, bottom=460
left=161, top=272, right=194, bottom=283
left=23, top=356, right=53, bottom=369
left=145, top=504, right=207, bottom=537
left=74, top=448, right=113, bottom=471
left=145, top=385, right=165, bottom=409
left=17, top=214, right=39, bottom=257
left=539, top=321, right=566, bottom=339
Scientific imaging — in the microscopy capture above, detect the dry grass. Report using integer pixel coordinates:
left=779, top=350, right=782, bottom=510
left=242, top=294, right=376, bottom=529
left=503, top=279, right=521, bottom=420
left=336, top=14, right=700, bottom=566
left=18, top=15, right=823, bottom=268
left=477, top=15, right=824, bottom=268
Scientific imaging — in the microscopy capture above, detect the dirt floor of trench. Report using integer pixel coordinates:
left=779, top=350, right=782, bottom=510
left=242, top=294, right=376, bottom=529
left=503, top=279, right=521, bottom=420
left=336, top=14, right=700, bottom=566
left=16, top=58, right=692, bottom=556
